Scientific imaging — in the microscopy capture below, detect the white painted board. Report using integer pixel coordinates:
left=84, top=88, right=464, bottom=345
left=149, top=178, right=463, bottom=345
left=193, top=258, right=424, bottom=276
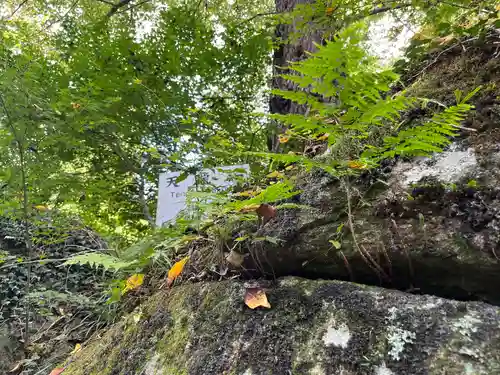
left=155, top=164, right=249, bottom=226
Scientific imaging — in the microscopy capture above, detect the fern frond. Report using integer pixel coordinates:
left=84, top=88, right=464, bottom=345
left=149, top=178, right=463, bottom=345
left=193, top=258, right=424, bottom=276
left=64, top=252, right=136, bottom=271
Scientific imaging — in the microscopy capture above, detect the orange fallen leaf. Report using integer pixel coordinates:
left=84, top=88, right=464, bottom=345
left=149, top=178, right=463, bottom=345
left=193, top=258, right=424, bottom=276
left=326, top=7, right=335, bottom=16
left=244, top=288, right=271, bottom=309
left=278, top=134, right=290, bottom=143
left=122, top=273, right=145, bottom=295
left=167, top=256, right=189, bottom=287
left=347, top=160, right=367, bottom=169
left=50, top=368, right=65, bottom=375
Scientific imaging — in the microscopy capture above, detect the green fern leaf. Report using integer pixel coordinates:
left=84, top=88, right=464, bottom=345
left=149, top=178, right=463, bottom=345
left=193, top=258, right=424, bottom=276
left=64, top=253, right=135, bottom=271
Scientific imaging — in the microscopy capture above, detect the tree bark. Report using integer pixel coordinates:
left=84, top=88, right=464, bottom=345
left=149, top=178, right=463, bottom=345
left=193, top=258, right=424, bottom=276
left=268, top=0, right=323, bottom=152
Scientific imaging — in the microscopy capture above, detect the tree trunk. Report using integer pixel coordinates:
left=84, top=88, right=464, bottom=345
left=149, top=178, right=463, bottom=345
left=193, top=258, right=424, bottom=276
left=268, top=0, right=322, bottom=152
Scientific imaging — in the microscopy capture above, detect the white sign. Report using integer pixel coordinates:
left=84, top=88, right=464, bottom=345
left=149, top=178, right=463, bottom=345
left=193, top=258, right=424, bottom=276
left=155, top=164, right=249, bottom=226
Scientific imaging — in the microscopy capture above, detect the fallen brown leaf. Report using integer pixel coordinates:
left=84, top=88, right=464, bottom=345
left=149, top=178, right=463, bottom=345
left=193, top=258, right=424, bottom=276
left=256, top=204, right=276, bottom=225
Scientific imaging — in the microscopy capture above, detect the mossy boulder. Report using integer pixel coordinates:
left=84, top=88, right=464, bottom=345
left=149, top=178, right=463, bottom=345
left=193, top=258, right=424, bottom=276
left=64, top=277, right=500, bottom=375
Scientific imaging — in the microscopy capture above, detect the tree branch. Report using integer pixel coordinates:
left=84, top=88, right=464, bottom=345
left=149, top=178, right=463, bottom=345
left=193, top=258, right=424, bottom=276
left=106, top=0, right=133, bottom=17
left=4, top=0, right=29, bottom=20
left=114, top=0, right=152, bottom=15
left=369, top=3, right=413, bottom=16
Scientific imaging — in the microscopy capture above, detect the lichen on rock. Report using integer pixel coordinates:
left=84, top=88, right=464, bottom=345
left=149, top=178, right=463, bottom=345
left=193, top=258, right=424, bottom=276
left=64, top=277, right=500, bottom=375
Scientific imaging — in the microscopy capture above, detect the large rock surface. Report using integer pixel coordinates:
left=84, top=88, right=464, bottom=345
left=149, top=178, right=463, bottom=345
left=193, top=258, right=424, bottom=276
left=64, top=277, right=500, bottom=375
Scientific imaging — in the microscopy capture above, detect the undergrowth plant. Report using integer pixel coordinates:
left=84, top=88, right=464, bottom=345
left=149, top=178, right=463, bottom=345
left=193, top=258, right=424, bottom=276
left=63, top=179, right=301, bottom=301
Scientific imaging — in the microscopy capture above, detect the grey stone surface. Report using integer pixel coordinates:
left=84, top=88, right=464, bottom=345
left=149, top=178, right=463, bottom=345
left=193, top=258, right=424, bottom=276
left=64, top=277, right=500, bottom=375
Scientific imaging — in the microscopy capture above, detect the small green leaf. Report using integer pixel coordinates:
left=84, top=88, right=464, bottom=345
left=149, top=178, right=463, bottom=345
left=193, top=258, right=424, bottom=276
left=175, top=172, right=189, bottom=184
left=329, top=240, right=341, bottom=249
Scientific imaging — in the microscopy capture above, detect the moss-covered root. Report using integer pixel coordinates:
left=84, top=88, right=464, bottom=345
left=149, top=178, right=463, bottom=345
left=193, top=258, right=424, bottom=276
left=64, top=277, right=500, bottom=375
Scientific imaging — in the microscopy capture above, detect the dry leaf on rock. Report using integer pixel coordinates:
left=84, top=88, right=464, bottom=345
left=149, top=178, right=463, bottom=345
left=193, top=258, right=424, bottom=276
left=244, top=288, right=271, bottom=309
left=256, top=204, right=276, bottom=224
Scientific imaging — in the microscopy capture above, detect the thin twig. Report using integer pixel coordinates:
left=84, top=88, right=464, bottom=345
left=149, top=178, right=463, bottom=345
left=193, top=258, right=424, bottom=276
left=106, top=0, right=133, bottom=17
left=44, top=0, right=79, bottom=29
left=236, top=11, right=279, bottom=26
left=4, top=0, right=29, bottom=20
left=114, top=0, right=152, bottom=15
